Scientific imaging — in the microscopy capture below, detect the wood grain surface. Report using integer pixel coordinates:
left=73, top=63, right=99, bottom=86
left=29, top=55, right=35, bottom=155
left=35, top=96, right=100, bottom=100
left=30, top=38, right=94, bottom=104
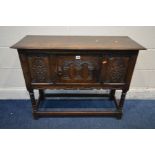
left=11, top=35, right=146, bottom=50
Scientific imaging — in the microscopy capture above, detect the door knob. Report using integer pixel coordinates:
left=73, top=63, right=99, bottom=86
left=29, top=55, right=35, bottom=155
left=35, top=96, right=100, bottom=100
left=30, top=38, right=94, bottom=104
left=57, top=66, right=63, bottom=76
left=58, top=71, right=63, bottom=76
left=102, top=60, right=107, bottom=64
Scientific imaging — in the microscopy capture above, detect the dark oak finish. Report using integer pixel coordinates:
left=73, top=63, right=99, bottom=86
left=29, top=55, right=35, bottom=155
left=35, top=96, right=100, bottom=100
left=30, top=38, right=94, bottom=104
left=11, top=35, right=146, bottom=119
left=11, top=35, right=145, bottom=50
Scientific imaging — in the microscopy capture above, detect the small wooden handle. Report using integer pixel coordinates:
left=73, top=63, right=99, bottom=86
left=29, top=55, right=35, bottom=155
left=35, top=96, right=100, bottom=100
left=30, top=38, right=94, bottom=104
left=102, top=60, right=107, bottom=64
left=57, top=66, right=63, bottom=76
left=58, top=71, right=63, bottom=76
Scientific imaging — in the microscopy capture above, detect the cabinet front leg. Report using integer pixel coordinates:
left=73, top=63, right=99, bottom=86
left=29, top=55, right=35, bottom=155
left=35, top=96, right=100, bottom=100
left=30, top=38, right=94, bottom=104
left=115, top=90, right=127, bottom=119
left=118, top=90, right=127, bottom=110
left=29, top=90, right=38, bottom=119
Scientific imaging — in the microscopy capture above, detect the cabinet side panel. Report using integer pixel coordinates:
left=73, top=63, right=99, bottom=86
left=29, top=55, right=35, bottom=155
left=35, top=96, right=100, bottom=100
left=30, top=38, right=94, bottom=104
left=18, top=50, right=32, bottom=90
left=125, top=51, right=139, bottom=90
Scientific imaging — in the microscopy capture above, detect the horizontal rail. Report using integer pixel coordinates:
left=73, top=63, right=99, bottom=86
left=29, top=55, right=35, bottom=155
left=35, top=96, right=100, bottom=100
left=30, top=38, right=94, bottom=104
left=34, top=110, right=122, bottom=116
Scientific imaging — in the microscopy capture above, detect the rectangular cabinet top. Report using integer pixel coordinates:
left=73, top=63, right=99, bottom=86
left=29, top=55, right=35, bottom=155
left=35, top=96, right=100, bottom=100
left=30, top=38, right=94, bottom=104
left=11, top=35, right=146, bottom=50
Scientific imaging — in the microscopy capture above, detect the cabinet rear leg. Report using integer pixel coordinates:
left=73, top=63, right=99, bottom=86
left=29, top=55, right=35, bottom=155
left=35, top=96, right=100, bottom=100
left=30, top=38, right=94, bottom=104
left=109, top=89, right=116, bottom=100
left=29, top=89, right=38, bottom=119
left=116, top=113, right=123, bottom=119
left=39, top=89, right=45, bottom=100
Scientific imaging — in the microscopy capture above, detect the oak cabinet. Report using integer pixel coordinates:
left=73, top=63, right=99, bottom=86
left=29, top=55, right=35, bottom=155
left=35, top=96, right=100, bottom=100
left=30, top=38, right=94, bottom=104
left=11, top=36, right=146, bottom=118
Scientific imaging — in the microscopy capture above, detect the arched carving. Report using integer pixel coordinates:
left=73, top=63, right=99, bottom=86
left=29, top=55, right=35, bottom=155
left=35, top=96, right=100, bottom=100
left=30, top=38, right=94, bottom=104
left=81, top=63, right=89, bottom=80
left=60, top=59, right=97, bottom=81
left=68, top=63, right=77, bottom=79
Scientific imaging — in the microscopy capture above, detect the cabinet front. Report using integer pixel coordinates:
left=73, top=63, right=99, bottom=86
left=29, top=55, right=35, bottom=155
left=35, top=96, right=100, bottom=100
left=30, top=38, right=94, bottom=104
left=26, top=53, right=131, bottom=86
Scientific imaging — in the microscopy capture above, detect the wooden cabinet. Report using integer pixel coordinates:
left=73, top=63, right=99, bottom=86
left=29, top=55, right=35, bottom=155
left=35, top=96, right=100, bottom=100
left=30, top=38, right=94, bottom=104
left=11, top=36, right=146, bottom=119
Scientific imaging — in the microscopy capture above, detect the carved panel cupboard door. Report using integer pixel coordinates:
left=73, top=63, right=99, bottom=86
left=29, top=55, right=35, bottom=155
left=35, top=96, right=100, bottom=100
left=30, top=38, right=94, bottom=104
left=56, top=55, right=101, bottom=83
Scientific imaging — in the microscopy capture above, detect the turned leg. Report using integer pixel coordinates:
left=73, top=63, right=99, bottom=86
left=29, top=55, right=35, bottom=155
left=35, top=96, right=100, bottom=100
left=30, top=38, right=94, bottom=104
left=29, top=89, right=38, bottom=119
left=39, top=89, right=45, bottom=100
left=109, top=89, right=116, bottom=100
left=118, top=90, right=127, bottom=109
left=116, top=90, right=127, bottom=119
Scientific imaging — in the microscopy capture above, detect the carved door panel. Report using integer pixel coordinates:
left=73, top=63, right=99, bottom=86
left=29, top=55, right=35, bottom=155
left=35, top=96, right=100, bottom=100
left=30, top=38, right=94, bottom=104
left=28, top=55, right=56, bottom=83
left=56, top=55, right=101, bottom=83
left=101, top=56, right=130, bottom=83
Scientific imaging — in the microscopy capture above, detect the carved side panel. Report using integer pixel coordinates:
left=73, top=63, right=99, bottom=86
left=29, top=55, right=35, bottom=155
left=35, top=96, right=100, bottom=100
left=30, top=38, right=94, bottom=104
left=28, top=56, right=51, bottom=83
left=104, top=57, right=129, bottom=83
